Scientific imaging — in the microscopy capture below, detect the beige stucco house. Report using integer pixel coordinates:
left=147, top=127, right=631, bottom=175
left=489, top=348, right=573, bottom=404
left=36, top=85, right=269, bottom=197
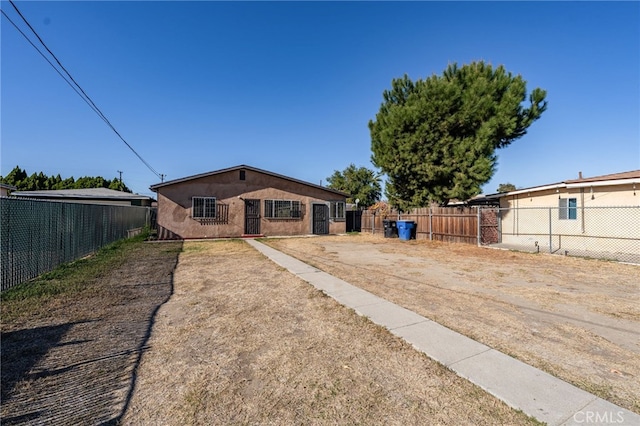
left=149, top=165, right=349, bottom=240
left=484, top=170, right=639, bottom=258
left=492, top=170, right=639, bottom=210
left=0, top=183, right=16, bottom=197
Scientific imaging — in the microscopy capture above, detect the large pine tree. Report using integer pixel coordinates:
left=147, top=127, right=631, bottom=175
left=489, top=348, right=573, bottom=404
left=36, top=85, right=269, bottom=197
left=369, top=62, right=547, bottom=208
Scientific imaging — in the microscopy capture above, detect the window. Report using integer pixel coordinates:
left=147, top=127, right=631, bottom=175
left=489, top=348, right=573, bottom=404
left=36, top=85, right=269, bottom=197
left=192, top=197, right=216, bottom=218
left=330, top=201, right=346, bottom=220
left=239, top=170, right=246, bottom=180
left=559, top=197, right=577, bottom=220
left=264, top=200, right=301, bottom=218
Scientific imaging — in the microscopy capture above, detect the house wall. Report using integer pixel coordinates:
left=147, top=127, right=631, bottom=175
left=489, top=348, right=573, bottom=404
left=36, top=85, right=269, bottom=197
left=497, top=184, right=639, bottom=255
left=155, top=168, right=347, bottom=239
left=500, top=184, right=638, bottom=209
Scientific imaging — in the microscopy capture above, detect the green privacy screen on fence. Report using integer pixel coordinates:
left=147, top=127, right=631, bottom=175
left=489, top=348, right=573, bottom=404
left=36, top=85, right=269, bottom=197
left=0, top=198, right=151, bottom=291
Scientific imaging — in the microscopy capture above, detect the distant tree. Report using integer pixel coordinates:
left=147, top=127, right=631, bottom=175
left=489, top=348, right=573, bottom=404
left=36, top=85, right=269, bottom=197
left=369, top=61, right=547, bottom=209
left=326, top=164, right=382, bottom=208
left=497, top=183, right=517, bottom=193
left=0, top=166, right=131, bottom=192
left=75, top=176, right=103, bottom=189
left=0, top=166, right=27, bottom=188
left=56, top=176, right=76, bottom=189
left=47, top=174, right=62, bottom=189
left=20, top=172, right=46, bottom=191
left=108, top=178, right=130, bottom=192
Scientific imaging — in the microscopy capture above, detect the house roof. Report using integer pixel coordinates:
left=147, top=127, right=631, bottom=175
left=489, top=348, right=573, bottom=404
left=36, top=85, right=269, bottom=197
left=0, top=183, right=17, bottom=190
left=11, top=188, right=153, bottom=201
left=565, top=170, right=640, bottom=184
left=149, top=164, right=350, bottom=197
left=483, top=170, right=640, bottom=199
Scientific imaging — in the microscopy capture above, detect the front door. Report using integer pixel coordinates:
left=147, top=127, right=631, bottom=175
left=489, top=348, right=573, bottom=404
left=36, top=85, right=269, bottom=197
left=312, top=204, right=329, bottom=235
left=244, top=199, right=261, bottom=235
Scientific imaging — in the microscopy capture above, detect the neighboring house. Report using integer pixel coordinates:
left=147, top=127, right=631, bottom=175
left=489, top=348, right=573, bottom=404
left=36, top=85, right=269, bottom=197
left=149, top=165, right=349, bottom=239
left=482, top=170, right=639, bottom=257
left=11, top=188, right=154, bottom=207
left=486, top=170, right=639, bottom=209
left=0, top=183, right=16, bottom=197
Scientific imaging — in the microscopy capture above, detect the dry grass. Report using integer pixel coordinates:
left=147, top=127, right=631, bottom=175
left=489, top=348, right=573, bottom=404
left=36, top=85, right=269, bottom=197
left=7, top=233, right=634, bottom=424
left=1, top=240, right=183, bottom=425
left=122, top=240, right=539, bottom=425
left=263, top=233, right=640, bottom=414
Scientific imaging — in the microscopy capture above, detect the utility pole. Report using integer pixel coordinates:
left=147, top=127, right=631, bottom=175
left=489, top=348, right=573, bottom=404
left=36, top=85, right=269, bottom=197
left=117, top=170, right=123, bottom=191
left=160, top=174, right=166, bottom=182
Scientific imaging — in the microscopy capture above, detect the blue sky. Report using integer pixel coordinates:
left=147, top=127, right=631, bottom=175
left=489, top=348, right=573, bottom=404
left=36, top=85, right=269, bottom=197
left=2, top=1, right=639, bottom=198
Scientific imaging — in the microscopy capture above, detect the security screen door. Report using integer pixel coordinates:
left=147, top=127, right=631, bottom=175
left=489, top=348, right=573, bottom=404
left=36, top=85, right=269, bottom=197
left=244, top=199, right=260, bottom=235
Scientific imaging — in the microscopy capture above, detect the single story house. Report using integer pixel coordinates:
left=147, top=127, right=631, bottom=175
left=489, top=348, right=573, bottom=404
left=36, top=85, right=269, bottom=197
left=485, top=170, right=639, bottom=209
left=11, top=188, right=154, bottom=207
left=149, top=165, right=349, bottom=240
left=481, top=170, right=639, bottom=257
left=0, top=183, right=16, bottom=197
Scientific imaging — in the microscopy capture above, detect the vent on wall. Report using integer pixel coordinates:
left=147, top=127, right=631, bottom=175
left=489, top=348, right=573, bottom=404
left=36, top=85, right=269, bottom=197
left=240, top=170, right=246, bottom=180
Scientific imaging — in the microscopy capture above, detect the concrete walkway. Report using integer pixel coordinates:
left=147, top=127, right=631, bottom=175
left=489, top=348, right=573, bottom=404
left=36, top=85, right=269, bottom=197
left=246, top=239, right=640, bottom=426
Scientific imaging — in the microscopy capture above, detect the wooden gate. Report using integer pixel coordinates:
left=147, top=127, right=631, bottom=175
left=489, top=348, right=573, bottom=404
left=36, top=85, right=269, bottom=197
left=313, top=204, right=329, bottom=235
left=244, top=199, right=261, bottom=235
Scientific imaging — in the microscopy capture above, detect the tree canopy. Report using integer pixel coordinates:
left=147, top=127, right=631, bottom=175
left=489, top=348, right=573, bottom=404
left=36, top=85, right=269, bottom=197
left=369, top=61, right=547, bottom=208
left=0, top=166, right=131, bottom=192
left=325, top=164, right=381, bottom=208
left=497, top=183, right=517, bottom=193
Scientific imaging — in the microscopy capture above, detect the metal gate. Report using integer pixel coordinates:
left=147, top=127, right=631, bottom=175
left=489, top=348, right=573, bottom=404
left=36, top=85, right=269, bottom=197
left=480, top=207, right=500, bottom=245
left=244, top=199, right=261, bottom=235
left=313, top=204, right=329, bottom=235
left=346, top=210, right=362, bottom=232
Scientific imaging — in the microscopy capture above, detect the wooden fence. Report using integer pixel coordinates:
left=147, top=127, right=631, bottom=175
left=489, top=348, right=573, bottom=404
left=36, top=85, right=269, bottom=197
left=358, top=206, right=639, bottom=263
left=359, top=206, right=488, bottom=245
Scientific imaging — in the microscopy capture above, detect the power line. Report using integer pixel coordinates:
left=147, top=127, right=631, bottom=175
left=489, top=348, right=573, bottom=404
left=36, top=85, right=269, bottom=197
left=2, top=0, right=163, bottom=181
left=0, top=9, right=104, bottom=120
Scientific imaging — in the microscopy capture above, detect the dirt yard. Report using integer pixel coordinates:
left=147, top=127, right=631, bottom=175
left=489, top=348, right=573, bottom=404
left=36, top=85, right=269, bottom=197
left=263, top=233, right=640, bottom=414
left=1, top=241, right=183, bottom=425
left=3, top=233, right=637, bottom=424
left=121, top=240, right=538, bottom=425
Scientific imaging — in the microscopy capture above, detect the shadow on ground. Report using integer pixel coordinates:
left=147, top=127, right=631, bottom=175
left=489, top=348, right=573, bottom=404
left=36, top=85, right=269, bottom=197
left=0, top=242, right=183, bottom=425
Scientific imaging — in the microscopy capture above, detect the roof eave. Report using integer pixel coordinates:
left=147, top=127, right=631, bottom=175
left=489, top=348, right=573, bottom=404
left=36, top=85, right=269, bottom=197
left=565, top=178, right=640, bottom=189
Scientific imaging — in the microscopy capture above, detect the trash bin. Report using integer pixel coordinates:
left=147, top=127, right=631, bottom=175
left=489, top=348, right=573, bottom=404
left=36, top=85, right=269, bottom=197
left=397, top=220, right=415, bottom=241
left=383, top=220, right=398, bottom=238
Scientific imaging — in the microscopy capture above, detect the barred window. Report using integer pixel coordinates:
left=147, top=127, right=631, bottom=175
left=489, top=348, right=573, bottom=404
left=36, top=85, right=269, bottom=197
left=330, top=201, right=346, bottom=220
left=192, top=197, right=216, bottom=218
left=559, top=197, right=577, bottom=220
left=264, top=200, right=301, bottom=218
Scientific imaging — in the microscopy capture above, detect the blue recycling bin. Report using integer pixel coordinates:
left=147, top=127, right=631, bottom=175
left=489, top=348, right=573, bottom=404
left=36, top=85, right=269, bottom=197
left=396, top=220, right=415, bottom=241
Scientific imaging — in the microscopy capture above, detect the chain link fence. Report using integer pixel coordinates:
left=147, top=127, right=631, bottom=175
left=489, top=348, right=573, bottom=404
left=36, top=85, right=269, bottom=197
left=483, top=206, right=640, bottom=264
left=1, top=198, right=151, bottom=291
left=360, top=205, right=638, bottom=264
